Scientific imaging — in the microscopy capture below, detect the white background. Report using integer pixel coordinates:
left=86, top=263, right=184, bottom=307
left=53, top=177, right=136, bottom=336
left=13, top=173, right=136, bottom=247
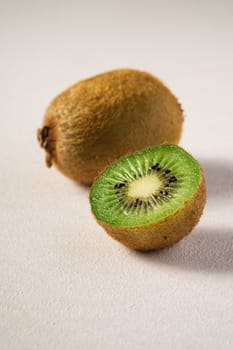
left=1, top=0, right=233, bottom=349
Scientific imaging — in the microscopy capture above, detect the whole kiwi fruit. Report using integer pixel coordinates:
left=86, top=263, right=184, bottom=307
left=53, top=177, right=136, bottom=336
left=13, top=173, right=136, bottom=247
left=90, top=144, right=206, bottom=251
left=37, top=69, right=183, bottom=185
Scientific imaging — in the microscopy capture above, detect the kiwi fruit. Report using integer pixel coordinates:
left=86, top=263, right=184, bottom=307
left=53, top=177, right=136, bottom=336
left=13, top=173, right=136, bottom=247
left=90, top=144, right=206, bottom=251
left=37, top=69, right=183, bottom=185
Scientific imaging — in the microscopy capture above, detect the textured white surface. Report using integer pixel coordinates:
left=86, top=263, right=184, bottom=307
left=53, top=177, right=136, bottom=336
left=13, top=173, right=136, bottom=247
left=1, top=1, right=233, bottom=349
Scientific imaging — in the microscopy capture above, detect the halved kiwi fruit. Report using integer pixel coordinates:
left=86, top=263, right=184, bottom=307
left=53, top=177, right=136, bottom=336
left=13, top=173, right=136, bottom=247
left=37, top=68, right=183, bottom=185
left=90, top=145, right=206, bottom=251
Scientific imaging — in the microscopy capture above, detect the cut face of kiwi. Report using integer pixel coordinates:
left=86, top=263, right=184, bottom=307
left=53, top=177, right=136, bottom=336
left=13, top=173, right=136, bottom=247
left=90, top=145, right=206, bottom=251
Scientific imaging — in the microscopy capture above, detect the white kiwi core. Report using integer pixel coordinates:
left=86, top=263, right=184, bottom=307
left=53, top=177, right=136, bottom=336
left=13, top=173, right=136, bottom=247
left=127, top=174, right=162, bottom=199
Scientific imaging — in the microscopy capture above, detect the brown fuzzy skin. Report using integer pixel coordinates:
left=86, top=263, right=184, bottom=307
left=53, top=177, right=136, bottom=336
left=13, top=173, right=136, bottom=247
left=38, top=69, right=183, bottom=185
left=94, top=173, right=206, bottom=251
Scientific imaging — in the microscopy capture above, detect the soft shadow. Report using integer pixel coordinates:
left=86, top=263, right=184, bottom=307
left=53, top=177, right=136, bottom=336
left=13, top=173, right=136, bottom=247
left=134, top=227, right=233, bottom=273
left=200, top=159, right=233, bottom=201
left=71, top=181, right=90, bottom=194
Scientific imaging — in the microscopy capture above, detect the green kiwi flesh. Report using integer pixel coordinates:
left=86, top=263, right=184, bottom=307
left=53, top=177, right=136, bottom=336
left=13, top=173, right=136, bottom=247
left=90, top=144, right=206, bottom=250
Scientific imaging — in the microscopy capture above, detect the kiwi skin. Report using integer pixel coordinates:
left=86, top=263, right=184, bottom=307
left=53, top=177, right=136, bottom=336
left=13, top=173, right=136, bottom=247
left=37, top=68, right=183, bottom=185
left=91, top=170, right=206, bottom=251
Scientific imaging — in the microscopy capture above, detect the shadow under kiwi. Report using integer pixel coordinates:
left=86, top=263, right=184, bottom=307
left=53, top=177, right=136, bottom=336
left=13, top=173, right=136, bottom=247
left=132, top=226, right=233, bottom=273
left=199, top=158, right=233, bottom=201
left=71, top=180, right=91, bottom=193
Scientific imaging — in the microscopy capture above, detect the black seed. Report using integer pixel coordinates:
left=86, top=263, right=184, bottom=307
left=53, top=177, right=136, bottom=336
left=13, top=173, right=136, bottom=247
left=162, top=191, right=168, bottom=196
left=133, top=198, right=139, bottom=207
left=159, top=191, right=165, bottom=196
left=165, top=169, right=171, bottom=174
left=160, top=191, right=168, bottom=196
left=156, top=167, right=161, bottom=172
left=165, top=183, right=170, bottom=188
left=160, top=190, right=169, bottom=196
left=151, top=163, right=159, bottom=170
left=169, top=176, right=177, bottom=183
left=138, top=200, right=142, bottom=206
left=114, top=182, right=126, bottom=189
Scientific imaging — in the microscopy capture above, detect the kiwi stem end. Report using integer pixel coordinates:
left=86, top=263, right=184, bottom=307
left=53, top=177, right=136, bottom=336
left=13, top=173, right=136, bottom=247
left=37, top=126, right=53, bottom=167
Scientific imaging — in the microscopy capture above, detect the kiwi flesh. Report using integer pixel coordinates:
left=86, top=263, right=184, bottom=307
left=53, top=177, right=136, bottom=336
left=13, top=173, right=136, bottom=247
left=37, top=69, right=183, bottom=185
left=90, top=144, right=206, bottom=251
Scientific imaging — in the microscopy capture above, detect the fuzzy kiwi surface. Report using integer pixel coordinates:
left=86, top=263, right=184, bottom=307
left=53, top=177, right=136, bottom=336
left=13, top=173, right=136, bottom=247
left=37, top=69, right=183, bottom=185
left=90, top=144, right=206, bottom=251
